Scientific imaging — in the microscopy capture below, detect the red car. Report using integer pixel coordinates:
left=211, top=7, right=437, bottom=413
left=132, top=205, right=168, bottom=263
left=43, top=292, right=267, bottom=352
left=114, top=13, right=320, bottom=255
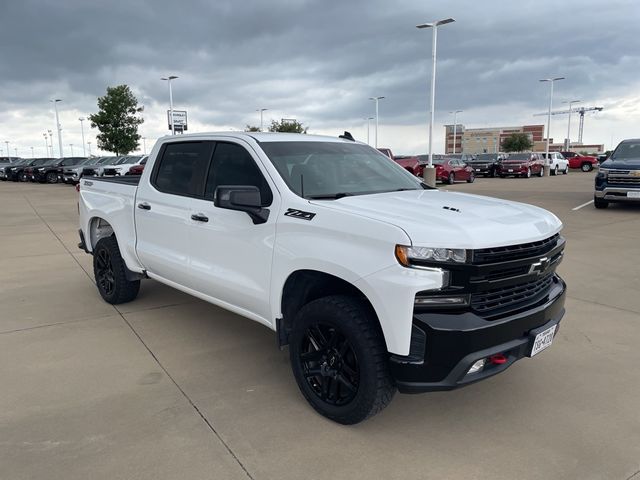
left=434, top=157, right=475, bottom=184
left=393, top=155, right=424, bottom=177
left=126, top=156, right=147, bottom=175
left=497, top=153, right=544, bottom=178
left=560, top=151, right=599, bottom=172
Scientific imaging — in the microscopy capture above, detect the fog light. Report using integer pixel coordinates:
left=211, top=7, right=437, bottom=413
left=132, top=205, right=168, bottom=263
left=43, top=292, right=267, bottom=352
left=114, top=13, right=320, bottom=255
left=468, top=358, right=486, bottom=374
left=414, top=295, right=469, bottom=306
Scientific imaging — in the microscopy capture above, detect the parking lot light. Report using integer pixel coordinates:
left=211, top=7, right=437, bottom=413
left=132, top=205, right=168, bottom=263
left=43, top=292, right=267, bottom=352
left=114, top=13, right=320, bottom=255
left=50, top=99, right=64, bottom=158
left=69, top=144, right=74, bottom=156
left=417, top=18, right=456, bottom=187
left=4, top=141, right=9, bottom=158
left=366, top=117, right=374, bottom=145
left=87, top=141, right=92, bottom=156
left=369, top=96, right=385, bottom=148
left=450, top=110, right=463, bottom=154
left=256, top=108, right=268, bottom=131
left=539, top=77, right=564, bottom=175
left=79, top=117, right=86, bottom=156
left=161, top=76, right=178, bottom=135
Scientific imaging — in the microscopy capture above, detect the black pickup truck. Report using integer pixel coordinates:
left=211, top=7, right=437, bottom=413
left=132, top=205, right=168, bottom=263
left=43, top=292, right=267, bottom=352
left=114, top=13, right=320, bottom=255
left=595, top=139, right=640, bottom=209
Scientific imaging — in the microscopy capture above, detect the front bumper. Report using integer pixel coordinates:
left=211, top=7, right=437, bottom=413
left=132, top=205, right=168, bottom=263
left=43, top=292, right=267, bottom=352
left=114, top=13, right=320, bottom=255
left=498, top=165, right=527, bottom=175
left=389, top=276, right=566, bottom=393
left=595, top=187, right=640, bottom=202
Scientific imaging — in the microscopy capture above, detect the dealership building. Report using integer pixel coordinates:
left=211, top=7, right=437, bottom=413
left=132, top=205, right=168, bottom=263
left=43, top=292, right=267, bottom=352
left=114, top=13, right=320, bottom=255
left=445, top=124, right=604, bottom=154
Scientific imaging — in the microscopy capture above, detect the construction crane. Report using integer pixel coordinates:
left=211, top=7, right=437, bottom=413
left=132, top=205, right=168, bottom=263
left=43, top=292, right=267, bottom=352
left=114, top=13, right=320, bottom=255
left=534, top=106, right=603, bottom=143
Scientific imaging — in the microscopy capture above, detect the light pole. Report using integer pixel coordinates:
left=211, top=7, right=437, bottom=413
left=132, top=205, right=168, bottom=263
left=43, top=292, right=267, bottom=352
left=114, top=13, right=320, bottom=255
left=14, top=148, right=18, bottom=156
left=540, top=77, right=565, bottom=175
left=369, top=96, right=385, bottom=148
left=161, top=76, right=178, bottom=135
left=47, top=130, right=53, bottom=157
left=43, top=133, right=49, bottom=156
left=562, top=100, right=580, bottom=150
left=449, top=109, right=463, bottom=154
left=256, top=108, right=268, bottom=131
left=79, top=117, right=86, bottom=156
left=4, top=141, right=9, bottom=158
left=50, top=99, right=64, bottom=158
left=417, top=17, right=455, bottom=187
left=87, top=141, right=92, bottom=156
left=366, top=117, right=374, bottom=145
left=142, top=137, right=146, bottom=155
left=69, top=144, right=74, bottom=156
left=30, top=146, right=34, bottom=158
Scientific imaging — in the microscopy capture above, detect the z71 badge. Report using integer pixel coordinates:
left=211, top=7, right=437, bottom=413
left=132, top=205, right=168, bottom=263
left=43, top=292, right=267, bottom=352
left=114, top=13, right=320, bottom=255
left=284, top=208, right=316, bottom=221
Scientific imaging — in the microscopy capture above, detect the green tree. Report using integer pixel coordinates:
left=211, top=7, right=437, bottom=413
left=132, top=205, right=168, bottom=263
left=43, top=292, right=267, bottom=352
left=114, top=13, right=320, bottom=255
left=89, top=85, right=144, bottom=156
left=268, top=119, right=308, bottom=133
left=245, top=125, right=261, bottom=132
left=501, top=133, right=533, bottom=152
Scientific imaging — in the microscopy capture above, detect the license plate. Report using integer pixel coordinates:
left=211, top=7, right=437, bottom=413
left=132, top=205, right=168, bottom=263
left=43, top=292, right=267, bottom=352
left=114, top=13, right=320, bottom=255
left=530, top=324, right=557, bottom=357
left=475, top=168, right=481, bottom=172
left=627, top=191, right=640, bottom=198
left=508, top=169, right=514, bottom=173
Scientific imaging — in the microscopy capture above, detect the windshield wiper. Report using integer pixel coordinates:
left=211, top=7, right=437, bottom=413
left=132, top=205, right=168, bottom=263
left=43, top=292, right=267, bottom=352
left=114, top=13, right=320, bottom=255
left=306, top=192, right=353, bottom=200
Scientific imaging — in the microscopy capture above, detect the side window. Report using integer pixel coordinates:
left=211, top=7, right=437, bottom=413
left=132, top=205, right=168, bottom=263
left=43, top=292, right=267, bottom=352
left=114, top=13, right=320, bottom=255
left=153, top=142, right=213, bottom=197
left=205, top=142, right=273, bottom=206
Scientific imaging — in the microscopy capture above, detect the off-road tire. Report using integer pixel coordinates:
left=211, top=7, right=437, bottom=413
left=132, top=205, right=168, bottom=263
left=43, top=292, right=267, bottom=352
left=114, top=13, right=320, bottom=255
left=594, top=196, right=609, bottom=209
left=93, top=236, right=140, bottom=304
left=289, top=295, right=396, bottom=425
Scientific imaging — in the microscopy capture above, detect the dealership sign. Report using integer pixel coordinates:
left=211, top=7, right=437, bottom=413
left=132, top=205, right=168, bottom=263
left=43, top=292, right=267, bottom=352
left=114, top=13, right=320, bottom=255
left=167, top=110, right=188, bottom=131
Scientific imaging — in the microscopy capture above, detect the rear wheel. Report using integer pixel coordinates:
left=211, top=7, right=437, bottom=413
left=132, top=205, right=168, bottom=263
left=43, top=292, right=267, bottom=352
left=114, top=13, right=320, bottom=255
left=563, top=165, right=569, bottom=175
left=93, top=236, right=140, bottom=304
left=524, top=168, right=531, bottom=178
left=499, top=174, right=506, bottom=178
left=289, top=295, right=395, bottom=424
left=467, top=172, right=475, bottom=183
left=581, top=162, right=593, bottom=172
left=552, top=165, right=558, bottom=176
left=447, top=172, right=455, bottom=184
left=594, top=196, right=609, bottom=209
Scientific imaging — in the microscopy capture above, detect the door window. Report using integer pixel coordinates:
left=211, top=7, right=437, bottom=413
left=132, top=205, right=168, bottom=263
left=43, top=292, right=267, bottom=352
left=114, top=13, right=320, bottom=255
left=152, top=142, right=213, bottom=197
left=205, top=142, right=273, bottom=206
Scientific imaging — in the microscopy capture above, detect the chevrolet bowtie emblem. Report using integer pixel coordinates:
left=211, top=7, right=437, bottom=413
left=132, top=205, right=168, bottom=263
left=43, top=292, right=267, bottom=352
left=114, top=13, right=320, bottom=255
left=529, top=257, right=550, bottom=275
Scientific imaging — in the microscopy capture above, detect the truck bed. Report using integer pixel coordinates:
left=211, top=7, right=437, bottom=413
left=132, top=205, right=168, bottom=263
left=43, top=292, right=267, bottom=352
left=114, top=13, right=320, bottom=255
left=84, top=175, right=141, bottom=186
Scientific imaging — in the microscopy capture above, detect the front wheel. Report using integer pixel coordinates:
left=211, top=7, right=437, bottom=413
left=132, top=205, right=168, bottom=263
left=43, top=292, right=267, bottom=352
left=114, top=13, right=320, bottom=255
left=594, top=196, right=609, bottom=209
left=93, top=236, right=140, bottom=304
left=467, top=172, right=475, bottom=183
left=563, top=165, right=569, bottom=175
left=581, top=162, right=593, bottom=172
left=289, top=295, right=396, bottom=424
left=524, top=168, right=531, bottom=178
left=46, top=172, right=58, bottom=184
left=552, top=166, right=558, bottom=176
left=538, top=166, right=544, bottom=177
left=447, top=172, right=455, bottom=184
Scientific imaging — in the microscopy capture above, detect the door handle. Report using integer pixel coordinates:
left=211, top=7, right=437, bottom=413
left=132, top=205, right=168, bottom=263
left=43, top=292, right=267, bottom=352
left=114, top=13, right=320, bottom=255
left=137, top=202, right=151, bottom=210
left=191, top=213, right=209, bottom=223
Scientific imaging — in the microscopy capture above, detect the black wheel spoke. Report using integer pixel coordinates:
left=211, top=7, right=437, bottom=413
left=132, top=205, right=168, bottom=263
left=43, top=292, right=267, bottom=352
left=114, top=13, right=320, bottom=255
left=321, top=378, right=330, bottom=400
left=336, top=373, right=357, bottom=392
left=301, top=349, right=324, bottom=363
left=341, top=362, right=357, bottom=378
left=304, top=367, right=322, bottom=377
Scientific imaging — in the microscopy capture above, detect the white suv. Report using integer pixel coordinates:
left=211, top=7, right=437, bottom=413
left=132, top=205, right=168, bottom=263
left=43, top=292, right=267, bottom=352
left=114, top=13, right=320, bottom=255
left=541, top=152, right=569, bottom=176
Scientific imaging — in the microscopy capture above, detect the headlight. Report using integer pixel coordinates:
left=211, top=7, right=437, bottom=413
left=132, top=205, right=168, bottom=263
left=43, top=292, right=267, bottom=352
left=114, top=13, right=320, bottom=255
left=38, top=168, right=46, bottom=172
left=597, top=168, right=609, bottom=178
left=395, top=245, right=467, bottom=266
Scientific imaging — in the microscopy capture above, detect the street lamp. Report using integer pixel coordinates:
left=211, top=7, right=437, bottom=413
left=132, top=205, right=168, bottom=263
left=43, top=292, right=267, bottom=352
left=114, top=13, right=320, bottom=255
left=417, top=17, right=455, bottom=187
left=14, top=148, right=18, bottom=156
left=79, top=117, right=86, bottom=156
left=366, top=117, right=374, bottom=145
left=369, top=96, right=385, bottom=148
left=4, top=141, right=9, bottom=158
left=87, top=141, right=92, bottom=156
left=30, top=146, right=34, bottom=158
left=449, top=110, right=463, bottom=154
left=562, top=100, right=580, bottom=150
left=161, top=76, right=178, bottom=135
left=43, top=133, right=49, bottom=156
left=256, top=108, right=268, bottom=131
left=539, top=77, right=565, bottom=175
left=50, top=99, right=64, bottom=158
left=69, top=144, right=74, bottom=156
left=142, top=137, right=146, bottom=155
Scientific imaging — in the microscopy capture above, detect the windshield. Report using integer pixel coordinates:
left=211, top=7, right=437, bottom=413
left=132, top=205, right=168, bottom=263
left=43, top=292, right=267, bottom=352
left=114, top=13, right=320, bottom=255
left=99, top=157, right=119, bottom=165
left=611, top=141, right=640, bottom=160
left=118, top=155, right=141, bottom=165
left=31, top=159, right=49, bottom=166
left=473, top=154, right=497, bottom=162
left=506, top=154, right=530, bottom=160
left=260, top=141, right=423, bottom=199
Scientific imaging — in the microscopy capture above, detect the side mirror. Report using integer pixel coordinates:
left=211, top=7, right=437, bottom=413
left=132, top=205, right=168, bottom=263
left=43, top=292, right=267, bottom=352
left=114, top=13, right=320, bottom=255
left=214, top=185, right=270, bottom=224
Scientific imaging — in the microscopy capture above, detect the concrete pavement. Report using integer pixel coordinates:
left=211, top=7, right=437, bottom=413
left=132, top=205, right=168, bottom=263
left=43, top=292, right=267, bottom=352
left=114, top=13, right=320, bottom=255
left=1, top=173, right=639, bottom=480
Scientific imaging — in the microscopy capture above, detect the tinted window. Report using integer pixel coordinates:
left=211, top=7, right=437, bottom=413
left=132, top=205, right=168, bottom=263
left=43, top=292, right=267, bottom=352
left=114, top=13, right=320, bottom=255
left=507, top=153, right=529, bottom=160
left=205, top=142, right=272, bottom=206
left=154, top=142, right=213, bottom=197
left=611, top=141, right=640, bottom=160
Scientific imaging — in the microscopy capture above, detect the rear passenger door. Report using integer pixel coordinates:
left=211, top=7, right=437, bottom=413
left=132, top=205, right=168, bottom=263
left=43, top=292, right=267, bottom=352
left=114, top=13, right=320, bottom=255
left=135, top=141, right=213, bottom=287
left=187, top=140, right=279, bottom=323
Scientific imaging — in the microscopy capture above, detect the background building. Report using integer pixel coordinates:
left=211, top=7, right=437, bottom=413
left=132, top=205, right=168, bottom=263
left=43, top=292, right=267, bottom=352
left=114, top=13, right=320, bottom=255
left=445, top=124, right=604, bottom=154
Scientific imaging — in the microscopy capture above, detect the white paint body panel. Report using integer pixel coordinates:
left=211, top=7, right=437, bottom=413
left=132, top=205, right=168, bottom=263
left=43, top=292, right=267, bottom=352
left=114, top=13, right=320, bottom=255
left=79, top=132, right=563, bottom=356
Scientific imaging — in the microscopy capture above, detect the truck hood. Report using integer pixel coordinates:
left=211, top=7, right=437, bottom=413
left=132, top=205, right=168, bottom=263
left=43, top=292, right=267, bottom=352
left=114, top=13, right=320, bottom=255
left=311, top=190, right=562, bottom=249
left=601, top=159, right=640, bottom=170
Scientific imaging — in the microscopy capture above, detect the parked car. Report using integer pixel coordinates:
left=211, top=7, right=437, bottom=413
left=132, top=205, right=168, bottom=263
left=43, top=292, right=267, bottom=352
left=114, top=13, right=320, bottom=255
left=594, top=139, right=640, bottom=209
left=30, top=157, right=88, bottom=183
left=15, top=158, right=51, bottom=182
left=560, top=151, right=599, bottom=172
left=103, top=155, right=146, bottom=176
left=497, top=153, right=545, bottom=178
left=377, top=148, right=394, bottom=159
left=467, top=153, right=506, bottom=177
left=126, top=156, right=148, bottom=175
left=79, top=132, right=566, bottom=424
left=82, top=156, right=120, bottom=177
left=540, top=152, right=569, bottom=176
left=0, top=158, right=27, bottom=180
left=62, top=157, right=102, bottom=184
left=393, top=155, right=423, bottom=177
left=434, top=157, right=475, bottom=184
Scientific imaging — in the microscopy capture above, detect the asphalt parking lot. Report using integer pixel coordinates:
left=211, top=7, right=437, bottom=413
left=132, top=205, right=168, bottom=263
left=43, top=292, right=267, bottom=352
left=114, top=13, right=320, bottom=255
left=1, top=173, right=639, bottom=480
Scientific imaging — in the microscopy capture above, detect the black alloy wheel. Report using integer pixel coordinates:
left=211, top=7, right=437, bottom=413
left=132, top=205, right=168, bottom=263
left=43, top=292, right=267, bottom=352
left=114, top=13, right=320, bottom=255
left=95, top=248, right=116, bottom=297
left=92, top=236, right=140, bottom=304
left=299, top=322, right=360, bottom=407
left=46, top=171, right=58, bottom=183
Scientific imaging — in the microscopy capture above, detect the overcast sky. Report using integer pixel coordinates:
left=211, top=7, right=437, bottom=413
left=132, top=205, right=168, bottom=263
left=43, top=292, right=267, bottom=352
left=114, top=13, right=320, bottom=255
left=1, top=0, right=638, bottom=157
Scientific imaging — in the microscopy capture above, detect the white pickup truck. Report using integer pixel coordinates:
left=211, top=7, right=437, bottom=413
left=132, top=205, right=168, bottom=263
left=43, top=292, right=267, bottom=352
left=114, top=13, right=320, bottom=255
left=78, top=132, right=566, bottom=424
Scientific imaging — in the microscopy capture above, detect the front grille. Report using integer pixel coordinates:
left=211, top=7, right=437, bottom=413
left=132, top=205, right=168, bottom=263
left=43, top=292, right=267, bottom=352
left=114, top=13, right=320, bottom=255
left=83, top=168, right=97, bottom=176
left=471, top=274, right=555, bottom=318
left=607, top=171, right=640, bottom=185
left=473, top=234, right=560, bottom=264
left=103, top=168, right=118, bottom=175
